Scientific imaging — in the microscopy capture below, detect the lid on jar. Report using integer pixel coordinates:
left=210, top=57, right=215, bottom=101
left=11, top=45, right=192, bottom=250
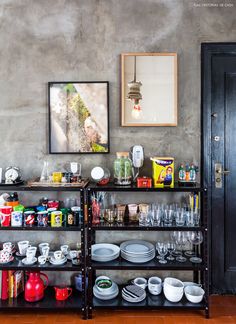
left=116, top=152, right=129, bottom=158
left=71, top=206, right=81, bottom=212
left=91, top=167, right=104, bottom=181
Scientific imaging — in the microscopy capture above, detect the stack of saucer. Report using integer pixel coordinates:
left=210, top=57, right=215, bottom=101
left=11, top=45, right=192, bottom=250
left=93, top=276, right=119, bottom=300
left=122, top=285, right=146, bottom=303
left=92, top=243, right=120, bottom=262
left=120, top=240, right=155, bottom=263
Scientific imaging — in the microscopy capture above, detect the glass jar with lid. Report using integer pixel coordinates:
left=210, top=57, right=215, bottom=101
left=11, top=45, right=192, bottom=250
left=114, top=152, right=132, bottom=185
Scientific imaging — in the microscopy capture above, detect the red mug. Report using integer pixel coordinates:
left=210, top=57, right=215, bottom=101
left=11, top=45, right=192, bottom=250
left=54, top=286, right=72, bottom=301
left=0, top=206, right=13, bottom=226
left=48, top=200, right=59, bottom=209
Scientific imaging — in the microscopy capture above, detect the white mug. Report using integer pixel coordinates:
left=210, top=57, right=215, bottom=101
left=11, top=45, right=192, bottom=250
left=26, top=250, right=35, bottom=262
left=38, top=255, right=47, bottom=265
left=148, top=276, right=162, bottom=295
left=69, top=250, right=79, bottom=259
left=27, top=247, right=37, bottom=257
left=133, top=277, right=147, bottom=290
left=54, top=250, right=63, bottom=260
left=60, top=245, right=69, bottom=255
left=39, top=243, right=49, bottom=255
left=41, top=246, right=50, bottom=257
left=18, top=241, right=30, bottom=255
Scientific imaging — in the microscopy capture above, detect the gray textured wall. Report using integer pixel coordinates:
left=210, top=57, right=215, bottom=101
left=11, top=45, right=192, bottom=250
left=0, top=0, right=236, bottom=284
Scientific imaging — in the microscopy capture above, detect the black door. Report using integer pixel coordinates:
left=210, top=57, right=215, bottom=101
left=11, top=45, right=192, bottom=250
left=202, top=43, right=236, bottom=294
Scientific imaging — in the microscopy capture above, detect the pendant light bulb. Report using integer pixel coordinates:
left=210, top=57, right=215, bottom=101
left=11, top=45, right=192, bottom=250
left=132, top=103, right=142, bottom=119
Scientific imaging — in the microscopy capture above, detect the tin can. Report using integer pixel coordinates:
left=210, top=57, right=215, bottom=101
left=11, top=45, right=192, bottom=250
left=0, top=206, right=13, bottom=227
left=11, top=211, right=23, bottom=227
left=37, top=211, right=49, bottom=227
left=137, top=177, right=152, bottom=188
left=68, top=206, right=81, bottom=226
left=51, top=210, right=63, bottom=227
left=48, top=200, right=59, bottom=209
left=24, top=210, right=36, bottom=227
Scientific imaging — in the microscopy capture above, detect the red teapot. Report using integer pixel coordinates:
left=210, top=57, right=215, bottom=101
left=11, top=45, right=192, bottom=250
left=25, top=271, right=48, bottom=302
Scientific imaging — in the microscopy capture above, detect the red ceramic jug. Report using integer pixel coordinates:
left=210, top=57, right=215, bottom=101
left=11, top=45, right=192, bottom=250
left=54, top=286, right=73, bottom=301
left=24, top=271, right=49, bottom=302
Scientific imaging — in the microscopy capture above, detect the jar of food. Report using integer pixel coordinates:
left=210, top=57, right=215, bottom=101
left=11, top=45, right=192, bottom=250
left=114, top=152, right=132, bottom=185
left=91, top=167, right=110, bottom=185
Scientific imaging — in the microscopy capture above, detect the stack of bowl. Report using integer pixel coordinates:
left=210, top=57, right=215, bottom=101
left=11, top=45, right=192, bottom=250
left=163, top=277, right=184, bottom=302
left=184, top=285, right=205, bottom=303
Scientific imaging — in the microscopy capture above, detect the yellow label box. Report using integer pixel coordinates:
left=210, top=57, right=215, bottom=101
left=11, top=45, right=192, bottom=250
left=151, top=157, right=174, bottom=188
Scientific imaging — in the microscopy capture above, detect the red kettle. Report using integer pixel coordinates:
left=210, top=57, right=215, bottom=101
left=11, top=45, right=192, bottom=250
left=24, top=271, right=49, bottom=302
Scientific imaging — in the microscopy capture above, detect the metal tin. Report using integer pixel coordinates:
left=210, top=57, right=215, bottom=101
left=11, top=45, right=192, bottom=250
left=51, top=210, right=63, bottom=227
left=24, top=210, right=36, bottom=227
left=137, top=177, right=152, bottom=188
left=11, top=211, right=23, bottom=227
left=37, top=211, right=49, bottom=227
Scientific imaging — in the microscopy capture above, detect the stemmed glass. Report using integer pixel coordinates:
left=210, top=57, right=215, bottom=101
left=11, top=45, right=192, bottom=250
left=185, top=231, right=195, bottom=256
left=166, top=242, right=176, bottom=261
left=189, top=231, right=203, bottom=263
left=175, top=231, right=187, bottom=262
left=156, top=242, right=168, bottom=264
left=170, top=231, right=181, bottom=256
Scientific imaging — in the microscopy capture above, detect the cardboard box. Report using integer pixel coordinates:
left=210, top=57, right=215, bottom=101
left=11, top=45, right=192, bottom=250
left=151, top=157, right=174, bottom=188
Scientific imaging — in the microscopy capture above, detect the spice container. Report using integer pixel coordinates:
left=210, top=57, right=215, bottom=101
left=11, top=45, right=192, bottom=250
left=114, top=152, right=132, bottom=186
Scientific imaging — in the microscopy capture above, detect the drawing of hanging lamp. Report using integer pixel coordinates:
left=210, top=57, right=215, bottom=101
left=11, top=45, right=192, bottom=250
left=126, top=56, right=142, bottom=119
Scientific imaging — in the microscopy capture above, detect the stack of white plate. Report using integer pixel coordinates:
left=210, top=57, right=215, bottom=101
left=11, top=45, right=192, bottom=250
left=93, top=282, right=119, bottom=300
left=92, top=243, right=120, bottom=262
left=120, top=240, right=155, bottom=263
left=122, top=285, right=146, bottom=303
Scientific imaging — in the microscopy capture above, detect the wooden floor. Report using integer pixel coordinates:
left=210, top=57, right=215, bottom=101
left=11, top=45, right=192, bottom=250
left=0, top=296, right=235, bottom=324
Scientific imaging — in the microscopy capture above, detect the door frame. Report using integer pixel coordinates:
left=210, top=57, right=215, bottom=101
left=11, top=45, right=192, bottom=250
left=201, top=42, right=236, bottom=293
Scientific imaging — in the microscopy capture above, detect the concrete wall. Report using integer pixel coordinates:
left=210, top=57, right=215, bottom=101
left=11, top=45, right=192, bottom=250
left=0, top=0, right=236, bottom=284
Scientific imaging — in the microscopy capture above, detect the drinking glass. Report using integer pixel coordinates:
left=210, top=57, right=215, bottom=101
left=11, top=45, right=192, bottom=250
left=175, top=231, right=187, bottom=262
left=153, top=206, right=163, bottom=226
left=189, top=231, right=203, bottom=263
left=185, top=231, right=195, bottom=256
left=175, top=208, right=185, bottom=227
left=170, top=231, right=181, bottom=256
left=163, top=208, right=174, bottom=226
left=156, top=242, right=168, bottom=264
left=166, top=242, right=176, bottom=261
left=139, top=212, right=148, bottom=226
left=193, top=209, right=200, bottom=226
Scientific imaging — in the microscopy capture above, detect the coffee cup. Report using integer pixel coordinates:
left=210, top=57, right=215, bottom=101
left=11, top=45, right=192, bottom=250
left=41, top=246, right=50, bottom=257
left=26, top=246, right=37, bottom=257
left=38, top=255, right=47, bottom=265
left=18, top=241, right=30, bottom=256
left=132, top=277, right=147, bottom=290
left=54, top=250, right=63, bottom=260
left=39, top=243, right=49, bottom=255
left=3, top=242, right=15, bottom=253
left=60, top=245, right=69, bottom=255
left=26, top=250, right=35, bottom=262
left=148, top=276, right=162, bottom=295
left=0, top=250, right=12, bottom=263
left=69, top=250, right=79, bottom=260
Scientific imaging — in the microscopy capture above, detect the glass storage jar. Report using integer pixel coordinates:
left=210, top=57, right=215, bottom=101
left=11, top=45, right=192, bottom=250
left=114, top=152, right=132, bottom=185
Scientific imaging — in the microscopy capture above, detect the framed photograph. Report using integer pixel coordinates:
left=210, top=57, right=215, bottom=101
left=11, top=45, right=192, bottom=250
left=48, top=81, right=109, bottom=154
left=121, top=53, right=177, bottom=126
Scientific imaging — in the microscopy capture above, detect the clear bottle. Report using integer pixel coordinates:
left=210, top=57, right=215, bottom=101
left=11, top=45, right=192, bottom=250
left=114, top=152, right=132, bottom=185
left=189, top=163, right=196, bottom=181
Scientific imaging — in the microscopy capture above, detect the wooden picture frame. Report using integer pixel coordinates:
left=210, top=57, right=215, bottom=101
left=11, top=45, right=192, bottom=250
left=121, top=53, right=178, bottom=126
left=48, top=81, right=109, bottom=154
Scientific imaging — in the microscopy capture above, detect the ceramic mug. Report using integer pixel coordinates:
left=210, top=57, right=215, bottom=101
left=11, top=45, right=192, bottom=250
left=37, top=211, right=49, bottom=227
left=11, top=211, right=23, bottom=227
left=0, top=250, right=12, bottom=263
left=3, top=242, right=15, bottom=253
left=60, top=245, right=69, bottom=255
left=39, top=243, right=49, bottom=255
left=51, top=211, right=63, bottom=227
left=26, top=249, right=35, bottom=262
left=54, top=286, right=72, bottom=301
left=38, top=255, right=47, bottom=265
left=23, top=211, right=36, bottom=227
left=148, top=276, right=162, bottom=295
left=41, top=246, right=50, bottom=258
left=69, top=250, right=79, bottom=260
left=26, top=246, right=37, bottom=257
left=132, top=277, right=147, bottom=290
left=0, top=206, right=13, bottom=226
left=18, top=240, right=30, bottom=256
left=54, top=250, right=63, bottom=260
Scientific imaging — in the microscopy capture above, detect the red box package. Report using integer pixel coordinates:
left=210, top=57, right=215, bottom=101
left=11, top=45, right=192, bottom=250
left=137, top=177, right=152, bottom=188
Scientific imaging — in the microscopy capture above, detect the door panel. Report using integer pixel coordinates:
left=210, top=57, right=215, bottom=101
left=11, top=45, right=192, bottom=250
left=202, top=44, right=236, bottom=294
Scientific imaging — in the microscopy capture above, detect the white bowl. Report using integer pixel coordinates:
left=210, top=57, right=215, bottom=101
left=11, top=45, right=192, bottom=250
left=184, top=286, right=205, bottom=303
left=164, top=277, right=184, bottom=289
left=183, top=282, right=201, bottom=288
left=163, top=288, right=183, bottom=303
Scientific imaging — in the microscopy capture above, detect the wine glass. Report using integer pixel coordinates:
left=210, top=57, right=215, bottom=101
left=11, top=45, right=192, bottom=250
left=189, top=231, right=203, bottom=263
left=166, top=242, right=176, bottom=261
left=175, top=231, right=187, bottom=262
left=185, top=231, right=195, bottom=256
left=170, top=231, right=181, bottom=256
left=156, top=242, right=168, bottom=264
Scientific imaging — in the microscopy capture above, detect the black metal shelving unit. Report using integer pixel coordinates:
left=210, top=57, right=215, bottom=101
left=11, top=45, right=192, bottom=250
left=0, top=184, right=87, bottom=318
left=87, top=183, right=209, bottom=319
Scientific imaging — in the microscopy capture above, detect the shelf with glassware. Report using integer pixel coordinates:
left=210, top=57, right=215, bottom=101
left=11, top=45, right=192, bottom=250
left=0, top=187, right=86, bottom=318
left=86, top=185, right=209, bottom=319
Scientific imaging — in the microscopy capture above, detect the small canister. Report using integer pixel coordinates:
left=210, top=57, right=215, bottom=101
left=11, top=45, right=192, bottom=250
left=24, top=210, right=36, bottom=227
left=37, top=211, right=49, bottom=227
left=51, top=210, right=63, bottom=227
left=11, top=211, right=23, bottom=227
left=67, top=207, right=80, bottom=226
left=48, top=200, right=59, bottom=209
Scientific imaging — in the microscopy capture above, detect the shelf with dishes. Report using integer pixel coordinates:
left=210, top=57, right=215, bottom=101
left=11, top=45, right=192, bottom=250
left=91, top=224, right=204, bottom=231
